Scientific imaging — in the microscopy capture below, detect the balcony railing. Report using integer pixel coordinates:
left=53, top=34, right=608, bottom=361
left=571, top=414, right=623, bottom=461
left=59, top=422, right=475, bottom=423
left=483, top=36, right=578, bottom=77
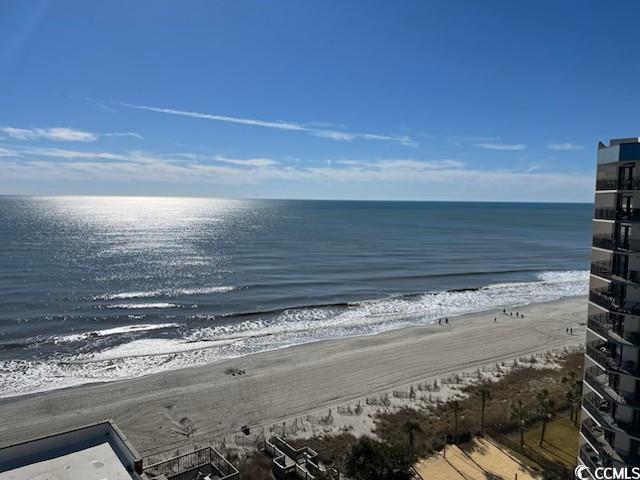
left=143, top=447, right=239, bottom=480
left=592, top=234, right=640, bottom=251
left=618, top=208, right=640, bottom=222
left=596, top=178, right=640, bottom=191
left=593, top=208, right=640, bottom=222
left=587, top=340, right=640, bottom=379
left=587, top=315, right=609, bottom=339
left=581, top=422, right=609, bottom=458
left=596, top=179, right=618, bottom=191
left=591, top=260, right=612, bottom=279
left=582, top=393, right=615, bottom=430
left=586, top=343, right=612, bottom=369
left=589, top=288, right=640, bottom=316
left=595, top=208, right=616, bottom=220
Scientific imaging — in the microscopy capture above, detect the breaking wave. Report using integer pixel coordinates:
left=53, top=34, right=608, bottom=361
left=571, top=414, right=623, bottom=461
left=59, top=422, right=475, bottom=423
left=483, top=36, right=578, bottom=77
left=0, top=270, right=588, bottom=398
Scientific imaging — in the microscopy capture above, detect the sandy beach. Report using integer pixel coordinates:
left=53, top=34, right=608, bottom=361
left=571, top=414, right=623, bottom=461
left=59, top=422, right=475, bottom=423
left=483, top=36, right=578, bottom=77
left=0, top=296, right=586, bottom=455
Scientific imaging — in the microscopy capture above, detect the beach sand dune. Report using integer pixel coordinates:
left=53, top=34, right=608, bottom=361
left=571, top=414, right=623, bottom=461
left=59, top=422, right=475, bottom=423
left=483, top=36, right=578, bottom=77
left=0, top=296, right=586, bottom=455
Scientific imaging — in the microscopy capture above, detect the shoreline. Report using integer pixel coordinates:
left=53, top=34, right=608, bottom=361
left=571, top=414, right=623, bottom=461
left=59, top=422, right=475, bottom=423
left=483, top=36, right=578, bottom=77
left=0, top=295, right=587, bottom=455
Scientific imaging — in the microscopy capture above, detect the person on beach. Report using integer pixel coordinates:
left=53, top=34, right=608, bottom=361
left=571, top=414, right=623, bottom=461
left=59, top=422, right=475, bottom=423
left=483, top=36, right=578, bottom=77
left=510, top=312, right=513, bottom=317
left=503, top=308, right=506, bottom=314
left=438, top=318, right=442, bottom=325
left=494, top=317, right=497, bottom=322
left=445, top=317, right=449, bottom=324
left=516, top=312, right=519, bottom=318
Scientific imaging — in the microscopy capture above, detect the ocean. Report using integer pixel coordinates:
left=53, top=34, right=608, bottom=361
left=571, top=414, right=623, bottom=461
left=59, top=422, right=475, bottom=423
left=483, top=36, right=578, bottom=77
left=0, top=196, right=592, bottom=398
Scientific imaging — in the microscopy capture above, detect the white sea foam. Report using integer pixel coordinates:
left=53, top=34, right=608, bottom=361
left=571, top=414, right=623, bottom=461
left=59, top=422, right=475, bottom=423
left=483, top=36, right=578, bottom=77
left=0, top=270, right=589, bottom=398
left=97, top=286, right=235, bottom=300
left=57, top=323, right=180, bottom=343
left=107, top=303, right=178, bottom=309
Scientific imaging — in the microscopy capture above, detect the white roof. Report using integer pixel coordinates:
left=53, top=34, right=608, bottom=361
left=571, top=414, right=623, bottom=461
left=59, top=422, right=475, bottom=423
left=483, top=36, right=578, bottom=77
left=0, top=442, right=133, bottom=480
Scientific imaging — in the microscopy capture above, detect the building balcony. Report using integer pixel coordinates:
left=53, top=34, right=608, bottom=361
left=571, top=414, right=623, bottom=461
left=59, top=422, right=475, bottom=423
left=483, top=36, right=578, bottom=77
left=592, top=234, right=640, bottom=252
left=591, top=260, right=612, bottom=279
left=596, top=178, right=640, bottom=191
left=595, top=208, right=616, bottom=220
left=588, top=312, right=640, bottom=348
left=589, top=288, right=640, bottom=316
left=582, top=392, right=616, bottom=430
left=581, top=421, right=613, bottom=459
left=594, top=208, right=640, bottom=222
left=587, top=341, right=640, bottom=379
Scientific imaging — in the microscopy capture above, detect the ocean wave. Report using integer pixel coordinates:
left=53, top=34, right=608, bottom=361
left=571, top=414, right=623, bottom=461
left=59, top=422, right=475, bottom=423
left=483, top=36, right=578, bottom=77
left=96, top=286, right=235, bottom=300
left=107, top=303, right=179, bottom=309
left=0, top=270, right=589, bottom=398
left=57, top=323, right=181, bottom=343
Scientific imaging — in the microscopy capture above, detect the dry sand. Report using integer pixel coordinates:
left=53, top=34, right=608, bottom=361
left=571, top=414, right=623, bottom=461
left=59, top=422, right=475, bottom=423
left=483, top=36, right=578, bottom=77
left=415, top=437, right=543, bottom=480
left=0, top=296, right=586, bottom=456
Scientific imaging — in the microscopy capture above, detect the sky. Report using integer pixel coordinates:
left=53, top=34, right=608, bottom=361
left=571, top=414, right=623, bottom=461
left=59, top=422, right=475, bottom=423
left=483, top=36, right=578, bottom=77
left=0, top=1, right=639, bottom=202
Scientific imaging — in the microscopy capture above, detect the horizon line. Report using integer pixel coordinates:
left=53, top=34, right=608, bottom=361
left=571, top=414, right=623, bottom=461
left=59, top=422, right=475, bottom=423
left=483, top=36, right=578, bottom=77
left=0, top=193, right=594, bottom=205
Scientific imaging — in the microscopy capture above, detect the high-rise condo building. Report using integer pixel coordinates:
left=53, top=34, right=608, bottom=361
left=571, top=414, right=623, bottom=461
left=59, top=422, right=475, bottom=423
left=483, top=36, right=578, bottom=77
left=580, top=137, right=640, bottom=470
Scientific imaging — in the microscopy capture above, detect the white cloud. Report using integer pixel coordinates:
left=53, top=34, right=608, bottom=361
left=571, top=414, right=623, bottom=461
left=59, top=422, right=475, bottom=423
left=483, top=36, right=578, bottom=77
left=1, top=127, right=98, bottom=142
left=473, top=142, right=527, bottom=151
left=0, top=146, right=593, bottom=201
left=103, top=132, right=144, bottom=140
left=1, top=126, right=143, bottom=142
left=547, top=142, right=584, bottom=151
left=118, top=102, right=414, bottom=146
left=0, top=147, right=19, bottom=157
left=447, top=135, right=500, bottom=146
left=213, top=155, right=279, bottom=167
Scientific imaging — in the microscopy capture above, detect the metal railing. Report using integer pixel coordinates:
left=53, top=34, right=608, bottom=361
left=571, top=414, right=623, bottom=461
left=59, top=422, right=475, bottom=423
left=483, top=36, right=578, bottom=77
left=586, top=342, right=612, bottom=369
left=143, top=446, right=239, bottom=480
left=596, top=178, right=640, bottom=191
left=593, top=234, right=618, bottom=250
left=591, top=260, right=613, bottom=279
left=617, top=208, right=640, bottom=222
left=580, top=422, right=609, bottom=458
left=589, top=288, right=640, bottom=316
left=579, top=445, right=602, bottom=471
left=587, top=314, right=611, bottom=339
left=582, top=393, right=615, bottom=430
left=592, top=234, right=640, bottom=252
left=596, top=179, right=618, bottom=191
left=264, top=437, right=323, bottom=480
left=595, top=208, right=616, bottom=220
left=593, top=208, right=640, bottom=222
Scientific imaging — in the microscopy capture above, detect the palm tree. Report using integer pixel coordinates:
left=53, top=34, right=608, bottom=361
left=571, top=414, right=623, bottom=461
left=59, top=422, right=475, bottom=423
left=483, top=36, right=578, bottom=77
left=477, top=387, right=492, bottom=436
left=562, top=371, right=582, bottom=426
left=536, top=388, right=556, bottom=447
left=509, top=399, right=529, bottom=450
left=452, top=400, right=463, bottom=444
left=402, top=419, right=423, bottom=462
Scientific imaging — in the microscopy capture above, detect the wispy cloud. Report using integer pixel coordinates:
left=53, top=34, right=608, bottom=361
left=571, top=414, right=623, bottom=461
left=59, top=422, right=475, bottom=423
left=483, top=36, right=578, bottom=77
left=474, top=142, right=527, bottom=151
left=118, top=102, right=414, bottom=146
left=1, top=127, right=98, bottom=142
left=0, top=147, right=19, bottom=157
left=213, top=155, right=279, bottom=167
left=547, top=142, right=584, bottom=151
left=104, top=132, right=144, bottom=140
left=1, top=126, right=143, bottom=142
left=447, top=135, right=500, bottom=146
left=0, top=146, right=592, bottom=198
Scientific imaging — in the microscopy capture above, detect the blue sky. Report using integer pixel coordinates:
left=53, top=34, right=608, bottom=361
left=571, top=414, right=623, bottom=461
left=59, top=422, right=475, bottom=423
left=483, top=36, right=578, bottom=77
left=0, top=1, right=638, bottom=201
